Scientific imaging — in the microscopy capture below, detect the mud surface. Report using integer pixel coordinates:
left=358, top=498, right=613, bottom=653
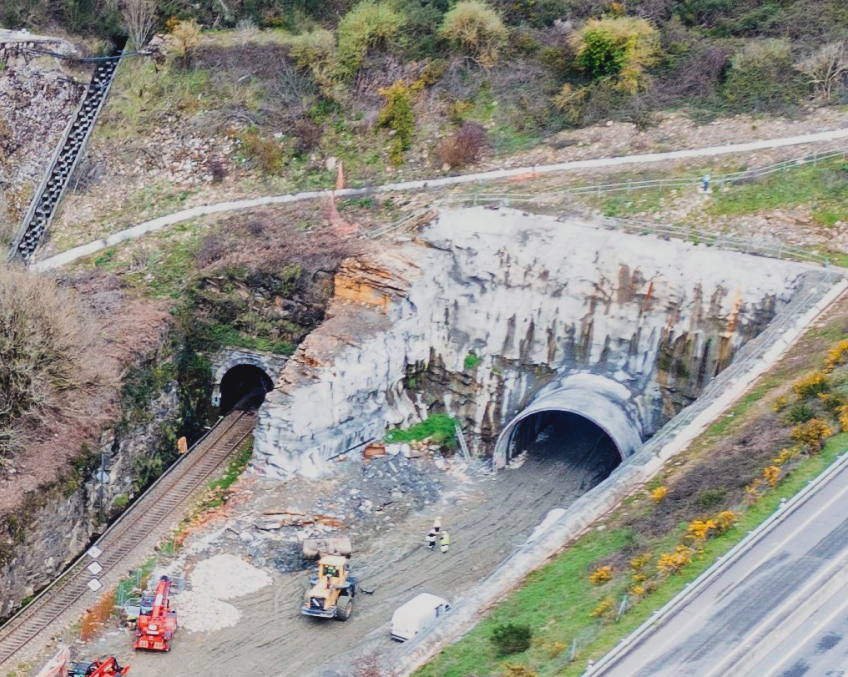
left=88, top=427, right=619, bottom=677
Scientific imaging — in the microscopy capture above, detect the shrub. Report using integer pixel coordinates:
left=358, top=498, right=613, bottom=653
left=0, top=266, right=111, bottom=457
left=490, top=623, right=532, bottom=655
left=378, top=80, right=415, bottom=165
left=289, top=29, right=336, bottom=70
left=239, top=130, right=284, bottom=174
left=790, top=418, right=833, bottom=452
left=197, top=233, right=227, bottom=266
left=336, top=1, right=406, bottom=77
left=772, top=395, right=788, bottom=412
left=630, top=553, right=651, bottom=570
left=784, top=402, right=815, bottom=425
left=657, top=545, right=693, bottom=575
left=839, top=402, right=848, bottom=432
left=825, top=339, right=848, bottom=372
left=589, top=598, right=614, bottom=618
left=650, top=486, right=668, bottom=503
left=207, top=158, right=228, bottom=184
left=793, top=371, right=830, bottom=399
left=795, top=42, right=848, bottom=101
left=463, top=349, right=484, bottom=369
left=168, top=20, right=201, bottom=69
left=570, top=16, right=660, bottom=93
left=695, top=488, right=726, bottom=510
left=773, top=447, right=800, bottom=467
left=763, top=465, right=781, bottom=488
left=439, top=1, right=507, bottom=67
left=723, top=39, right=805, bottom=113
left=385, top=413, right=457, bottom=449
left=590, top=565, right=613, bottom=585
left=686, top=519, right=717, bottom=543
left=714, top=510, right=738, bottom=534
left=293, top=118, right=324, bottom=157
left=436, top=122, right=489, bottom=168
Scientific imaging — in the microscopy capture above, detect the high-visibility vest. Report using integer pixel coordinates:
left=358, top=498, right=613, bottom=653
left=440, top=532, right=450, bottom=545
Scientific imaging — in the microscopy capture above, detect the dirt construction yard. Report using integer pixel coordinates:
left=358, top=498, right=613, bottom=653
left=87, top=424, right=617, bottom=677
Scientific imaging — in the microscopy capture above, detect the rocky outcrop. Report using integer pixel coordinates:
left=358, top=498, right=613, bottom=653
left=0, top=35, right=85, bottom=244
left=253, top=208, right=815, bottom=478
left=0, top=381, right=181, bottom=617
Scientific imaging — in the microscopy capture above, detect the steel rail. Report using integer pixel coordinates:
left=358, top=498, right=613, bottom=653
left=0, top=409, right=255, bottom=669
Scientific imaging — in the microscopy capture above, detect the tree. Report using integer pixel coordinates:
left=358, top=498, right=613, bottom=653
left=796, top=42, right=848, bottom=101
left=119, top=0, right=156, bottom=49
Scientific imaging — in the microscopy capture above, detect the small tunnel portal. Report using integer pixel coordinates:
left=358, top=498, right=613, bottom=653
left=508, top=410, right=623, bottom=482
left=219, top=364, right=274, bottom=414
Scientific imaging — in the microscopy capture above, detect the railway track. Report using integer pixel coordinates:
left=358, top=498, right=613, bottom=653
left=10, top=42, right=124, bottom=262
left=0, top=409, right=256, bottom=670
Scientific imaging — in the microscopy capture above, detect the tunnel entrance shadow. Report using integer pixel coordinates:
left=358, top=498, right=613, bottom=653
left=509, top=411, right=622, bottom=483
left=219, top=365, right=274, bottom=414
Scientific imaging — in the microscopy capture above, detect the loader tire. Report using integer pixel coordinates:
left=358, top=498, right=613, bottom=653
left=335, top=596, right=353, bottom=621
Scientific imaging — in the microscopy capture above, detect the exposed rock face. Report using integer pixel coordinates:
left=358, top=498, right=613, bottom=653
left=0, top=384, right=180, bottom=617
left=253, top=208, right=812, bottom=478
left=0, top=37, right=85, bottom=244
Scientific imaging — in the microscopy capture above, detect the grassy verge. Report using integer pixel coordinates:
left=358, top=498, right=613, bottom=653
left=416, top=299, right=848, bottom=677
left=708, top=159, right=848, bottom=227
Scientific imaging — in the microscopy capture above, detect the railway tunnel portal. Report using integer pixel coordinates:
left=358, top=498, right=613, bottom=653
left=254, top=208, right=833, bottom=479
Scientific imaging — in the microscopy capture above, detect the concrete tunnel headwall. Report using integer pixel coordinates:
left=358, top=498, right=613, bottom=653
left=493, top=373, right=644, bottom=467
left=252, top=208, right=826, bottom=479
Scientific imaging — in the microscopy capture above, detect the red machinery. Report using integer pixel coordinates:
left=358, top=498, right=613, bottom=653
left=134, top=576, right=177, bottom=652
left=67, top=657, right=130, bottom=677
left=36, top=648, right=129, bottom=677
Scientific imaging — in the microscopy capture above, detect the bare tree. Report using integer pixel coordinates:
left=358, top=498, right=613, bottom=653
left=119, top=0, right=157, bottom=49
left=796, top=41, right=848, bottom=101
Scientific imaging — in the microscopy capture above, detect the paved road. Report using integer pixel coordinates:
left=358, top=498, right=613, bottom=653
left=594, top=453, right=848, bottom=677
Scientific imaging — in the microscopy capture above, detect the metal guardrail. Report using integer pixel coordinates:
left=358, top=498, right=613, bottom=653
left=548, top=145, right=848, bottom=197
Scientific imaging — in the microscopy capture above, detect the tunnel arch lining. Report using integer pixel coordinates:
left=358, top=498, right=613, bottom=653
left=493, top=375, right=644, bottom=468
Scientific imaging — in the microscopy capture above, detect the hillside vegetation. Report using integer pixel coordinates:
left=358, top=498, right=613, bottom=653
left=7, top=0, right=848, bottom=184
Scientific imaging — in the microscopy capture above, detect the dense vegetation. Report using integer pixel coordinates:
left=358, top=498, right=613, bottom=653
left=7, top=0, right=848, bottom=170
left=0, top=264, right=113, bottom=459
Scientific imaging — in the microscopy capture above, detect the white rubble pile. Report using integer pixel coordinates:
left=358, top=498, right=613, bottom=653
left=177, top=554, right=271, bottom=632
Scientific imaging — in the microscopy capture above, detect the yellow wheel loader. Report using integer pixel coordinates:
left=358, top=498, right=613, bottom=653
left=301, top=555, right=356, bottom=621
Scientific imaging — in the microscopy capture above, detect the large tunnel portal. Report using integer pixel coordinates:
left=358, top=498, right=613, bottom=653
left=219, top=364, right=274, bottom=414
left=507, top=410, right=622, bottom=483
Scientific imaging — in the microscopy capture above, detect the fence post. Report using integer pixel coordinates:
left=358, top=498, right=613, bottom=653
left=570, top=638, right=578, bottom=662
left=627, top=180, right=632, bottom=194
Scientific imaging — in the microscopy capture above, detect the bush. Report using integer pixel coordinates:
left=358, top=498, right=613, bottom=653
left=490, top=623, right=532, bottom=656
left=239, top=130, right=284, bottom=174
left=293, top=118, right=324, bottom=157
left=0, top=266, right=111, bottom=457
left=723, top=39, right=805, bottom=112
left=570, top=16, right=660, bottom=93
left=385, top=413, right=457, bottom=450
left=378, top=80, right=415, bottom=165
left=439, top=0, right=507, bottom=67
left=795, top=41, right=848, bottom=101
left=590, top=565, right=613, bottom=585
left=435, top=122, right=489, bottom=168
left=289, top=28, right=336, bottom=70
left=792, top=371, right=830, bottom=399
left=790, top=418, right=832, bottom=452
left=336, top=0, right=406, bottom=77
left=168, top=20, right=201, bottom=69
left=784, top=402, right=815, bottom=424
left=695, top=488, right=726, bottom=510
